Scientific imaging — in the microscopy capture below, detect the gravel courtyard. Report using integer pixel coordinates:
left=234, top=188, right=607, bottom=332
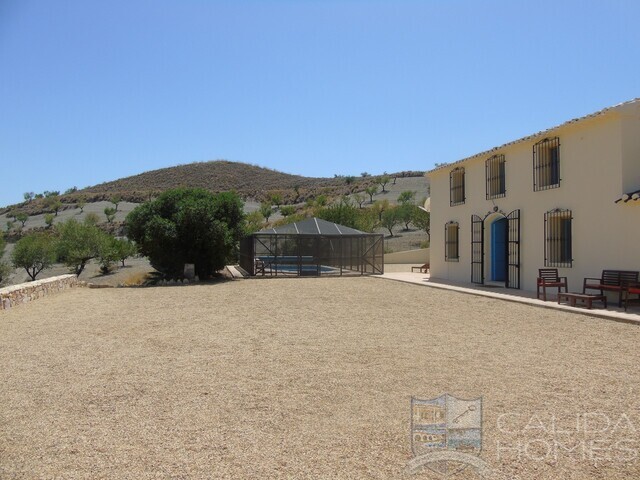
left=1, top=277, right=639, bottom=479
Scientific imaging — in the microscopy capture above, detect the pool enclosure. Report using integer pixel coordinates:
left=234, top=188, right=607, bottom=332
left=239, top=218, right=384, bottom=277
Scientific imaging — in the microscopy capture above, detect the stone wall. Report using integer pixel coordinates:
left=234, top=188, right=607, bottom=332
left=0, top=275, right=78, bottom=311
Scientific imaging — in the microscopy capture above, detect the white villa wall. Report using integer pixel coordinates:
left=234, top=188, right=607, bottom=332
left=429, top=104, right=640, bottom=293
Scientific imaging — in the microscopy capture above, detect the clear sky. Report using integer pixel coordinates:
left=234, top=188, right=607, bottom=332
left=1, top=0, right=638, bottom=206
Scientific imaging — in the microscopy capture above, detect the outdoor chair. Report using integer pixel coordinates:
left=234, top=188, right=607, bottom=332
left=411, top=263, right=430, bottom=273
left=624, top=282, right=640, bottom=312
left=536, top=268, right=568, bottom=301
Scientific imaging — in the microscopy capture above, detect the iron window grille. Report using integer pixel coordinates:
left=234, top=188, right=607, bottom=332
left=544, top=208, right=573, bottom=267
left=486, top=154, right=506, bottom=199
left=450, top=168, right=465, bottom=206
left=445, top=221, right=460, bottom=261
left=533, top=137, right=561, bottom=191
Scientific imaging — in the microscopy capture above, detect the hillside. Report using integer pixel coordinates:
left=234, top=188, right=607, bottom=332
left=81, top=160, right=344, bottom=200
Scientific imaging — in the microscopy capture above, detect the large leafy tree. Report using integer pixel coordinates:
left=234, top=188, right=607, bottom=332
left=11, top=233, right=56, bottom=281
left=126, top=188, right=245, bottom=279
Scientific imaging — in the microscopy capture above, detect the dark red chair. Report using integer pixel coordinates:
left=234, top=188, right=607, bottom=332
left=537, top=268, right=568, bottom=301
left=624, top=282, right=640, bottom=312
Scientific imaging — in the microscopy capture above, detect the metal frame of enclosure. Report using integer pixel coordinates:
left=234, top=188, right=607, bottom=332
left=239, top=218, right=384, bottom=277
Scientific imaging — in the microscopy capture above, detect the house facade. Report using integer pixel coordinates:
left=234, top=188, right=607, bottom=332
left=428, top=99, right=640, bottom=293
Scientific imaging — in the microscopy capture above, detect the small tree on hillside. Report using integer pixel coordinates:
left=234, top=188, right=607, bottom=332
left=397, top=190, right=416, bottom=205
left=56, top=219, right=106, bottom=276
left=411, top=207, right=431, bottom=241
left=353, top=192, right=366, bottom=209
left=110, top=195, right=122, bottom=212
left=44, top=213, right=55, bottom=228
left=269, top=192, right=283, bottom=209
left=259, top=202, right=273, bottom=222
left=23, top=192, right=34, bottom=203
left=47, top=198, right=62, bottom=216
left=245, top=211, right=264, bottom=233
left=11, top=233, right=56, bottom=281
left=345, top=175, right=355, bottom=185
left=15, top=212, right=28, bottom=228
left=377, top=175, right=391, bottom=193
left=77, top=198, right=87, bottom=213
left=104, top=207, right=117, bottom=223
left=398, top=204, right=415, bottom=230
left=381, top=206, right=400, bottom=237
left=365, top=185, right=378, bottom=203
left=280, top=205, right=296, bottom=217
left=113, top=238, right=137, bottom=267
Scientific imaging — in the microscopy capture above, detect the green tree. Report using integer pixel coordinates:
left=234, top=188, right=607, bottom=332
left=245, top=211, right=264, bottom=233
left=269, top=192, right=283, bottom=209
left=314, top=195, right=328, bottom=207
left=64, top=186, right=78, bottom=195
left=397, top=190, right=416, bottom=205
left=47, top=198, right=62, bottom=216
left=126, top=188, right=245, bottom=279
left=44, top=213, right=55, bottom=228
left=112, top=238, right=137, bottom=267
left=360, top=172, right=370, bottom=177
left=77, top=198, right=87, bottom=213
left=110, top=195, right=122, bottom=212
left=259, top=202, right=273, bottom=222
left=11, top=233, right=56, bottom=281
left=56, top=219, right=106, bottom=276
left=23, top=192, right=34, bottom=203
left=6, top=220, right=14, bottom=232
left=398, top=204, right=416, bottom=230
left=353, top=192, right=366, bottom=209
left=380, top=206, right=400, bottom=236
left=372, top=199, right=390, bottom=221
left=365, top=185, right=378, bottom=203
left=97, top=235, right=119, bottom=274
left=377, top=175, right=391, bottom=193
left=280, top=205, right=296, bottom=217
left=15, top=212, right=28, bottom=228
left=104, top=207, right=117, bottom=223
left=411, top=207, right=431, bottom=241
left=344, top=175, right=355, bottom=185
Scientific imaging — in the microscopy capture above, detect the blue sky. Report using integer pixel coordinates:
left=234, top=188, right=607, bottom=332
left=1, top=0, right=638, bottom=206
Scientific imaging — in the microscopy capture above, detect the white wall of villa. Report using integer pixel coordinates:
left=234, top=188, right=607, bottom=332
left=428, top=99, right=640, bottom=293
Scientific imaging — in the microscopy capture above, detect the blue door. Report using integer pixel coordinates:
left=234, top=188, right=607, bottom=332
left=491, top=218, right=508, bottom=282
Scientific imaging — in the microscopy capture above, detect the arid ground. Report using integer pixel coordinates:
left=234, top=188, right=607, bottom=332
left=1, top=277, right=639, bottom=479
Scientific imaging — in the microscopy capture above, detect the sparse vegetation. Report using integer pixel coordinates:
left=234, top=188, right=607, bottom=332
left=377, top=175, right=391, bottom=193
left=411, top=207, right=431, bottom=241
left=365, top=185, right=378, bottom=203
left=280, top=205, right=296, bottom=217
left=259, top=202, right=273, bottom=222
left=44, top=213, right=55, bottom=228
left=381, top=206, right=399, bottom=236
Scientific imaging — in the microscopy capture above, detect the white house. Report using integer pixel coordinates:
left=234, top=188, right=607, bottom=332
left=427, top=98, right=640, bottom=293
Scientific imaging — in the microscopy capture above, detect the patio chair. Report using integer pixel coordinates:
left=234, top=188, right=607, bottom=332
left=411, top=263, right=430, bottom=273
left=536, top=268, right=568, bottom=301
left=624, top=282, right=640, bottom=312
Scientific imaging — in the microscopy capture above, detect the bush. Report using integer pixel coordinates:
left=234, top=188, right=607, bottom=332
left=11, top=233, right=56, bottom=281
left=126, top=188, right=245, bottom=279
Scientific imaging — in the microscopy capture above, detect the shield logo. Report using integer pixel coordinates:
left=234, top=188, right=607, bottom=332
left=410, top=394, right=482, bottom=477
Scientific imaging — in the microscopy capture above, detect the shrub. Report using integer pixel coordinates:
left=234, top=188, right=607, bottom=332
left=0, top=233, right=10, bottom=285
left=11, top=233, right=56, bottom=281
left=126, top=188, right=245, bottom=279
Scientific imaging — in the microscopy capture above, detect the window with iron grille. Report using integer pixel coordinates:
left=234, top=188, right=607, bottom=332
left=544, top=209, right=572, bottom=267
left=485, top=154, right=506, bottom=199
left=445, top=221, right=459, bottom=261
left=450, top=168, right=465, bottom=206
left=533, top=137, right=560, bottom=191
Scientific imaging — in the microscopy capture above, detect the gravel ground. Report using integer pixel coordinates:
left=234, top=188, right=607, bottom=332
left=1, top=277, right=639, bottom=479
